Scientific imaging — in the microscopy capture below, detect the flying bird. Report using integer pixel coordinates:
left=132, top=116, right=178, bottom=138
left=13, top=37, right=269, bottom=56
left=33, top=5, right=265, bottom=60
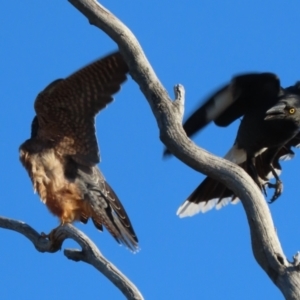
left=168, top=73, right=300, bottom=217
left=19, top=52, right=139, bottom=251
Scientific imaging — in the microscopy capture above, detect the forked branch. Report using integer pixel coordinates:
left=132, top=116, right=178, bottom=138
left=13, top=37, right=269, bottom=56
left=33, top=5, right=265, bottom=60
left=0, top=216, right=143, bottom=300
left=67, top=0, right=300, bottom=298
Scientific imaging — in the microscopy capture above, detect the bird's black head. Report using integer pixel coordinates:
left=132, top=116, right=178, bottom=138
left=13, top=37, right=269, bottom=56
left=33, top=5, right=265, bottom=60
left=265, top=95, right=300, bottom=126
left=31, top=116, right=39, bottom=138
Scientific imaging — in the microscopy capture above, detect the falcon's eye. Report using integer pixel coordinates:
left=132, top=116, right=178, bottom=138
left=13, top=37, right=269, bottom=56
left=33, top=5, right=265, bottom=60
left=289, top=108, right=296, bottom=114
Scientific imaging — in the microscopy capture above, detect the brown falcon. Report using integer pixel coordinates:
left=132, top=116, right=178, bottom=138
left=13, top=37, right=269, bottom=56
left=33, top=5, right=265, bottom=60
left=19, top=52, right=139, bottom=252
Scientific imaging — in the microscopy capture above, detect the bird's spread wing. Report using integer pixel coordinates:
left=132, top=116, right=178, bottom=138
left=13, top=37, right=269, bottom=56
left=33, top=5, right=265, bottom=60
left=77, top=166, right=138, bottom=252
left=183, top=73, right=281, bottom=138
left=34, top=52, right=129, bottom=166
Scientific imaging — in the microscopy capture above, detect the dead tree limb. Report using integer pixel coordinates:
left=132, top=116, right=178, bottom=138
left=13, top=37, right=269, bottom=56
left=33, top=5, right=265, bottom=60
left=0, top=216, right=144, bottom=300
left=67, top=0, right=300, bottom=298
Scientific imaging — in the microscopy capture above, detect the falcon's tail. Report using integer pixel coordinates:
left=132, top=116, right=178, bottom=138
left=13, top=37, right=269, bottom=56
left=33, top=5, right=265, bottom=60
left=78, top=166, right=139, bottom=252
left=98, top=181, right=139, bottom=252
left=88, top=181, right=139, bottom=252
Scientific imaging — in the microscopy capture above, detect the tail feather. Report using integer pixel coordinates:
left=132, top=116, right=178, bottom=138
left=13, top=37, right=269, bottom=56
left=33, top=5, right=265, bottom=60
left=80, top=213, right=89, bottom=224
left=91, top=217, right=104, bottom=231
left=77, top=166, right=139, bottom=252
left=177, top=133, right=300, bottom=218
left=89, top=181, right=139, bottom=252
left=177, top=142, right=299, bottom=218
left=177, top=177, right=235, bottom=217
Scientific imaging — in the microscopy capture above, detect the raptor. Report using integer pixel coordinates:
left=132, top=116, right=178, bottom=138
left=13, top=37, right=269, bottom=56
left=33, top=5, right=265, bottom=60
left=19, top=52, right=138, bottom=251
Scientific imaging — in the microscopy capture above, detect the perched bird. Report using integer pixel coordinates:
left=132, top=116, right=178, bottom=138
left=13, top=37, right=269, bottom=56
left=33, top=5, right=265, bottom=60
left=170, top=73, right=300, bottom=217
left=19, top=52, right=139, bottom=251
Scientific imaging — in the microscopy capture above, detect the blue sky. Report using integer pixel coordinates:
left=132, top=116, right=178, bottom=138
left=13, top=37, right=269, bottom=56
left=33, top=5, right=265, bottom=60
left=1, top=1, right=300, bottom=299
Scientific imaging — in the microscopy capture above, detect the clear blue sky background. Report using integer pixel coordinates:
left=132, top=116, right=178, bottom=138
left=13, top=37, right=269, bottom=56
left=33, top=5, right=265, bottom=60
left=1, top=1, right=300, bottom=299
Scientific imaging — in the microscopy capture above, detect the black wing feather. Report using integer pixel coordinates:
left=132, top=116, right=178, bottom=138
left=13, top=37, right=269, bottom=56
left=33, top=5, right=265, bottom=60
left=185, top=73, right=281, bottom=134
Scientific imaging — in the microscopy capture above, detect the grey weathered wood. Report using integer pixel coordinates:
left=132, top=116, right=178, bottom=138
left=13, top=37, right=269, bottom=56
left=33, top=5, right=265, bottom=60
left=67, top=0, right=300, bottom=298
left=0, top=217, right=144, bottom=300
left=1, top=1, right=300, bottom=299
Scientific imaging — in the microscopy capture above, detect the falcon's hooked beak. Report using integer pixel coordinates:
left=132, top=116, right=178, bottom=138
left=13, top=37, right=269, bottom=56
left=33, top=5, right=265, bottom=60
left=264, top=103, right=286, bottom=120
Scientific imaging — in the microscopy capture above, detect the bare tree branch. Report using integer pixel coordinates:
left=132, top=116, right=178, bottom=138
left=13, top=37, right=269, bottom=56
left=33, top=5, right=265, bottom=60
left=67, top=0, right=300, bottom=298
left=0, top=216, right=144, bottom=300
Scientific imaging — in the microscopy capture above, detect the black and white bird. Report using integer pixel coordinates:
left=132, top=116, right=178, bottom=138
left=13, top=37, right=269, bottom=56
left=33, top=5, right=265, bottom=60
left=171, top=73, right=300, bottom=217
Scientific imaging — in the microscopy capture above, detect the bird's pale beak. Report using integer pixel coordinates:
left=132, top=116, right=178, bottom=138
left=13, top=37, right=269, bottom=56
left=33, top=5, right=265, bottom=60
left=264, top=103, right=286, bottom=120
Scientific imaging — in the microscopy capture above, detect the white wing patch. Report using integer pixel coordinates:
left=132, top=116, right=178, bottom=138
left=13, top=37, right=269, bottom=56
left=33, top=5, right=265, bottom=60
left=224, top=144, right=247, bottom=164
left=206, top=89, right=234, bottom=121
left=266, top=168, right=282, bottom=180
left=279, top=153, right=294, bottom=161
left=224, top=144, right=268, bottom=164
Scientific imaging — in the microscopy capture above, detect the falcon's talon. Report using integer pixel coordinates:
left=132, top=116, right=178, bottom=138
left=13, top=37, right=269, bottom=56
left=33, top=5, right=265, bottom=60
left=40, top=227, right=64, bottom=252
